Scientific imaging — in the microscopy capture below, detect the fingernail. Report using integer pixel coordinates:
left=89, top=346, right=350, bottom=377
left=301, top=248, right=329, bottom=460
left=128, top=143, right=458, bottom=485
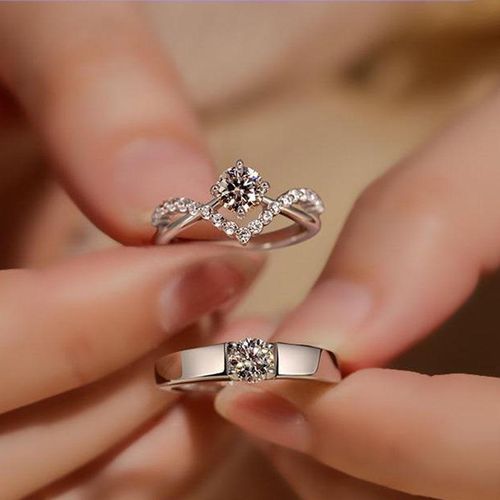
left=215, top=385, right=309, bottom=451
left=159, top=253, right=263, bottom=333
left=113, top=138, right=212, bottom=215
left=293, top=278, right=373, bottom=351
left=318, top=279, right=373, bottom=333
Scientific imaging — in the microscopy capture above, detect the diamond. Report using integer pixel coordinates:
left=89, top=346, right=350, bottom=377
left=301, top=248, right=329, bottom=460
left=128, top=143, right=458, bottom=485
left=213, top=160, right=269, bottom=216
left=151, top=207, right=166, bottom=226
left=223, top=221, right=238, bottom=236
left=236, top=227, right=251, bottom=245
left=278, top=194, right=292, bottom=208
left=210, top=213, right=225, bottom=228
left=187, top=201, right=201, bottom=216
left=226, top=338, right=276, bottom=382
left=176, top=198, right=187, bottom=213
left=260, top=210, right=273, bottom=225
left=289, top=189, right=301, bottom=203
left=269, top=201, right=281, bottom=215
left=248, top=219, right=263, bottom=235
left=200, top=205, right=213, bottom=220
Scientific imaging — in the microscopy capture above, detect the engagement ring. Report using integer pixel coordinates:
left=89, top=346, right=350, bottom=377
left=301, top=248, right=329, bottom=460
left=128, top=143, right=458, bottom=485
left=152, top=159, right=324, bottom=250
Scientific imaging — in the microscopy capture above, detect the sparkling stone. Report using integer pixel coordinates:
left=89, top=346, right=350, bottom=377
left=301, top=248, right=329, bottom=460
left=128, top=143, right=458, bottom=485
left=260, top=210, right=273, bottom=225
left=259, top=181, right=270, bottom=195
left=200, top=205, right=213, bottom=220
left=236, top=227, right=251, bottom=245
left=151, top=207, right=166, bottom=226
left=299, top=188, right=308, bottom=203
left=289, top=189, right=301, bottom=203
left=226, top=338, right=276, bottom=382
left=223, top=221, right=238, bottom=236
left=278, top=194, right=292, bottom=208
left=307, top=190, right=318, bottom=203
left=213, top=161, right=268, bottom=216
left=187, top=201, right=201, bottom=216
left=210, top=213, right=224, bottom=228
left=248, top=219, right=263, bottom=235
left=269, top=201, right=281, bottom=215
left=176, top=198, right=187, bottom=212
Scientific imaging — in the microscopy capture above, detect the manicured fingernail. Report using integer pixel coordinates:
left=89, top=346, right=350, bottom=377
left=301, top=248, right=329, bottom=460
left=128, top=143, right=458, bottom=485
left=215, top=385, right=309, bottom=451
left=113, top=138, right=212, bottom=215
left=159, top=253, right=263, bottom=333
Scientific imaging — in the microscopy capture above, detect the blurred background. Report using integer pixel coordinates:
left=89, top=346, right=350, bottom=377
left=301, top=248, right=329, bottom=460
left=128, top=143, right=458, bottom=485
left=1, top=1, right=500, bottom=381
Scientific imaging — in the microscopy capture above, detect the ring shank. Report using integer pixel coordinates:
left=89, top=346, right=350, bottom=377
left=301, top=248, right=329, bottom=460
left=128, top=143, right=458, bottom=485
left=155, top=342, right=341, bottom=392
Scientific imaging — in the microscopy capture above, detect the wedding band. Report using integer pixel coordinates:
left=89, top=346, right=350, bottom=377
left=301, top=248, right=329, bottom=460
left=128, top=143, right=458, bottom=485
left=155, top=337, right=341, bottom=392
left=151, top=159, right=324, bottom=250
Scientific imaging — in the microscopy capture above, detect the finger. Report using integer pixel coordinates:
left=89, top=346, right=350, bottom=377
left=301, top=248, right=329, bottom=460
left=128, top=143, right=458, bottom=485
left=38, top=397, right=229, bottom=499
left=268, top=447, right=426, bottom=500
left=0, top=245, right=262, bottom=413
left=272, top=88, right=500, bottom=369
left=0, top=3, right=213, bottom=243
left=0, top=355, right=166, bottom=499
left=216, top=369, right=500, bottom=499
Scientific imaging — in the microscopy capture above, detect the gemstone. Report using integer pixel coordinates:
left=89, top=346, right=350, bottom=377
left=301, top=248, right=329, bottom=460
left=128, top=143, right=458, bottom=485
left=151, top=207, right=166, bottom=226
left=248, top=219, right=263, bottom=235
left=176, top=198, right=187, bottom=212
left=200, top=205, right=213, bottom=220
left=269, top=201, right=281, bottom=215
left=289, top=189, right=301, bottom=203
left=187, top=201, right=201, bottom=215
left=260, top=210, right=273, bottom=225
left=210, top=213, right=224, bottom=228
left=226, top=338, right=276, bottom=382
left=236, top=227, right=251, bottom=245
left=223, top=221, right=238, bottom=236
left=213, top=160, right=269, bottom=216
left=278, top=194, right=292, bottom=208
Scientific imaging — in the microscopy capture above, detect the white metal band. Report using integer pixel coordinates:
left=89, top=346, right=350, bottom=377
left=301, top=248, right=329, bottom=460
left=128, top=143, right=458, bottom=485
left=155, top=341, right=341, bottom=392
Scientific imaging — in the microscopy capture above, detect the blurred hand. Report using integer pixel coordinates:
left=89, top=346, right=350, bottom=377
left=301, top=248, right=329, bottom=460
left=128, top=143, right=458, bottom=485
left=0, top=3, right=267, bottom=498
left=216, top=89, right=500, bottom=499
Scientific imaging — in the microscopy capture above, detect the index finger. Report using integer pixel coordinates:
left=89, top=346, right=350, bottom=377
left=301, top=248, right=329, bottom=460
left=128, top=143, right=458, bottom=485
left=0, top=3, right=213, bottom=244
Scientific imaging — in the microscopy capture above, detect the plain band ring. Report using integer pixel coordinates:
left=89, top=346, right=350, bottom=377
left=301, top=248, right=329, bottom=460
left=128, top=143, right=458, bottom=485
left=155, top=337, right=341, bottom=392
left=151, top=159, right=324, bottom=250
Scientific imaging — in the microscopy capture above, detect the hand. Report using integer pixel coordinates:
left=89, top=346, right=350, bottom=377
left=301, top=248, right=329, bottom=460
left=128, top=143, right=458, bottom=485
left=215, top=88, right=500, bottom=499
left=0, top=3, right=265, bottom=498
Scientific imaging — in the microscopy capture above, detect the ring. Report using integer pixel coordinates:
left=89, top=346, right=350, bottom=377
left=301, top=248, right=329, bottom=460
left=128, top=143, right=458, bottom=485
left=155, top=337, right=341, bottom=392
left=152, top=159, right=324, bottom=249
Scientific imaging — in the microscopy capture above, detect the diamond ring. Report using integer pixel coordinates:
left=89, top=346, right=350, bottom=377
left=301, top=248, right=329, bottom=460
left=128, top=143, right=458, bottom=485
left=152, top=159, right=324, bottom=249
left=155, top=337, right=341, bottom=391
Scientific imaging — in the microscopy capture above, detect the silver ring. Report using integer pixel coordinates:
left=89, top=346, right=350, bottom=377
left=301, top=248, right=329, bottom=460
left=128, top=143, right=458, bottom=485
left=151, top=159, right=324, bottom=250
left=155, top=337, right=341, bottom=392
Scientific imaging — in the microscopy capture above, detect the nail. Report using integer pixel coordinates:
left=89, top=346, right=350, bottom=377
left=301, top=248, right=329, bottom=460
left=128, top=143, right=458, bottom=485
left=215, top=385, right=310, bottom=452
left=159, top=253, right=263, bottom=333
left=113, top=137, right=212, bottom=214
left=286, top=278, right=373, bottom=353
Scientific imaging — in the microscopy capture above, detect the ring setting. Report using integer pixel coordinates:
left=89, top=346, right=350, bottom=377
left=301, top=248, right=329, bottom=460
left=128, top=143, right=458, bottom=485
left=155, top=337, right=341, bottom=391
left=152, top=159, right=324, bottom=249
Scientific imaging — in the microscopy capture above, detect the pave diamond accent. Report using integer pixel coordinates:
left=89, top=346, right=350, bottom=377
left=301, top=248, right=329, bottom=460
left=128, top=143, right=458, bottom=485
left=226, top=338, right=276, bottom=382
left=212, top=160, right=269, bottom=217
